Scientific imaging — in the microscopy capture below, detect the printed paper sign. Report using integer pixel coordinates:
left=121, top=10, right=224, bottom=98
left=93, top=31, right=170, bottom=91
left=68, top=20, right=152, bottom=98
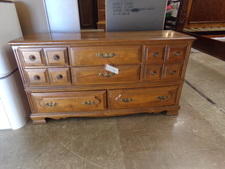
left=105, top=64, right=119, bottom=74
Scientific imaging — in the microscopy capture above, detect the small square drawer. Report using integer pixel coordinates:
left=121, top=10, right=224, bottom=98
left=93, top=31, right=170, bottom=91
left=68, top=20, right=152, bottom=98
left=143, top=64, right=163, bottom=81
left=72, top=65, right=140, bottom=85
left=70, top=46, right=141, bottom=66
left=164, top=63, right=183, bottom=80
left=48, top=68, right=71, bottom=85
left=166, top=44, right=187, bottom=62
left=144, top=45, right=166, bottom=63
left=30, top=91, right=106, bottom=113
left=24, top=69, right=49, bottom=85
left=44, top=48, right=69, bottom=66
left=19, top=48, right=45, bottom=66
left=109, top=86, right=178, bottom=109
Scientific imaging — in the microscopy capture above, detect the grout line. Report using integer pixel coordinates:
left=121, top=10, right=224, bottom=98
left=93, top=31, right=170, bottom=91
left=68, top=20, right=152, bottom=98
left=184, top=80, right=225, bottom=114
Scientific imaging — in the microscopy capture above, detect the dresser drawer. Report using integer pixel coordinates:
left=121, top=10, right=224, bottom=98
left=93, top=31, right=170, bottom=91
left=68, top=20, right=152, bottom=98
left=24, top=69, right=49, bottom=85
left=30, top=91, right=106, bottom=113
left=166, top=44, right=187, bottom=62
left=70, top=46, right=141, bottom=66
left=109, top=86, right=178, bottom=109
left=164, top=63, right=183, bottom=80
left=143, top=64, right=164, bottom=81
left=19, top=48, right=45, bottom=66
left=44, top=48, right=69, bottom=66
left=73, top=65, right=140, bottom=85
left=48, top=68, right=71, bottom=85
left=144, top=45, right=166, bottom=63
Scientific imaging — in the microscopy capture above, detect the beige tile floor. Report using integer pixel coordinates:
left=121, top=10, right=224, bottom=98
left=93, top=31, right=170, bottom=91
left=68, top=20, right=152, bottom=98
left=1, top=51, right=225, bottom=169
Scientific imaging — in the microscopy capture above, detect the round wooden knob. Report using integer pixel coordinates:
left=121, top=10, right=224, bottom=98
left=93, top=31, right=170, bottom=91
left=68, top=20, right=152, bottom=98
left=150, top=71, right=157, bottom=75
left=57, top=74, right=63, bottom=79
left=174, top=52, right=180, bottom=56
left=29, top=55, right=36, bottom=61
left=170, top=70, right=176, bottom=75
left=53, top=55, right=60, bottom=61
left=34, top=75, right=41, bottom=81
left=153, top=52, right=159, bottom=57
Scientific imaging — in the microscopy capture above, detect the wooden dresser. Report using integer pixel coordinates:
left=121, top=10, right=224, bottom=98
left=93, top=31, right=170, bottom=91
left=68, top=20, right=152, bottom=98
left=9, top=31, right=195, bottom=124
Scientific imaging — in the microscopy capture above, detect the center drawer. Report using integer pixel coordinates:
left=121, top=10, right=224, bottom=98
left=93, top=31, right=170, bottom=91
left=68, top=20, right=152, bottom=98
left=108, top=86, right=179, bottom=109
left=30, top=91, right=106, bottom=113
left=70, top=46, right=141, bottom=66
left=72, top=65, right=140, bottom=85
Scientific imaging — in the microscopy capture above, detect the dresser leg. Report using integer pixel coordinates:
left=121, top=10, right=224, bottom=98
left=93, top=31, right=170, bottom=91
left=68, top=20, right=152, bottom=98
left=166, top=110, right=179, bottom=116
left=31, top=117, right=47, bottom=124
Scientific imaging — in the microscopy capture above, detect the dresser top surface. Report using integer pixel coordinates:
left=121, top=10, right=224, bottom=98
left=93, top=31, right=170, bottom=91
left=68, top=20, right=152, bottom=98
left=9, top=30, right=195, bottom=46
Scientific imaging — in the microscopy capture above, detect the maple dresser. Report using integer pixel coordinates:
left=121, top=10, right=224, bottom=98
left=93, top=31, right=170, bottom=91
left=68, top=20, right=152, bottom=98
left=9, top=31, right=195, bottom=124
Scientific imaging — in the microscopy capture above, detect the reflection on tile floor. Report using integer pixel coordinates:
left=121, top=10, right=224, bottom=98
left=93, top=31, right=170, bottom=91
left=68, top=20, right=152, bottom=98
left=1, top=51, right=225, bottom=169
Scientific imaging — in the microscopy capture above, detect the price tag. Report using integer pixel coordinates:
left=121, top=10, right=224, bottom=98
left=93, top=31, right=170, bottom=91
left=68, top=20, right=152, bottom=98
left=105, top=64, right=119, bottom=74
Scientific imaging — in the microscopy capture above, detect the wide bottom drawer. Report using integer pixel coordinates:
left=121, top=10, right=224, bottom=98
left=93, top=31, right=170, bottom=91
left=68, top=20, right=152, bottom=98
left=108, top=86, right=179, bottom=109
left=30, top=91, right=106, bottom=113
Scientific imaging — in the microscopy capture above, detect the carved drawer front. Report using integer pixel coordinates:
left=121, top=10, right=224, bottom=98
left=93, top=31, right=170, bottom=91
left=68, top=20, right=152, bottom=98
left=109, top=86, right=178, bottom=109
left=24, top=69, right=49, bottom=85
left=70, top=46, right=141, bottom=66
left=166, top=44, right=187, bottom=62
left=144, top=45, right=166, bottom=63
left=30, top=91, right=106, bottom=113
left=143, top=64, right=163, bottom=81
left=164, top=64, right=183, bottom=80
left=19, top=48, right=45, bottom=66
left=44, top=48, right=69, bottom=66
left=73, top=65, right=140, bottom=85
left=48, top=68, right=71, bottom=85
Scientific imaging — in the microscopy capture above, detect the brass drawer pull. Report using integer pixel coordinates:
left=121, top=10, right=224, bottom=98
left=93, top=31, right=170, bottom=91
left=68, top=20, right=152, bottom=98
left=82, top=101, right=95, bottom=105
left=29, top=55, right=36, bottom=61
left=153, top=52, right=159, bottom=57
left=121, top=98, right=133, bottom=103
left=150, top=71, right=157, bottom=75
left=174, top=52, right=180, bottom=56
left=57, top=74, right=63, bottom=79
left=98, top=72, right=115, bottom=78
left=34, top=75, right=41, bottom=81
left=156, top=96, right=169, bottom=100
left=96, top=52, right=116, bottom=58
left=44, top=102, right=58, bottom=107
left=53, top=54, right=60, bottom=60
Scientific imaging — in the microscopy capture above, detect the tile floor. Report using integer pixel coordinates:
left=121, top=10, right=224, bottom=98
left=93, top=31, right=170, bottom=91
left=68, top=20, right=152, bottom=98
left=1, top=51, right=225, bottom=169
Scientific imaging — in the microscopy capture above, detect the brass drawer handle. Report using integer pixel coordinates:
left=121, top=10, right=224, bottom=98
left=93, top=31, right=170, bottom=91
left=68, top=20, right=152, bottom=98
left=98, top=72, right=115, bottom=78
left=29, top=55, right=36, bottom=61
left=156, top=96, right=169, bottom=100
left=153, top=52, right=159, bottom=57
left=57, top=74, right=63, bottom=79
left=121, top=98, right=133, bottom=103
left=53, top=54, right=60, bottom=60
left=34, top=75, right=41, bottom=81
left=150, top=71, right=157, bottom=76
left=96, top=52, right=116, bottom=58
left=82, top=101, right=95, bottom=105
left=44, top=102, right=58, bottom=107
left=174, top=52, right=180, bottom=56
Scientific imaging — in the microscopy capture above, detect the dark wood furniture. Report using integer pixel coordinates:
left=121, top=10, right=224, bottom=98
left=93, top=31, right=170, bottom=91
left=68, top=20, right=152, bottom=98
left=9, top=31, right=195, bottom=124
left=78, top=0, right=98, bottom=29
left=176, top=0, right=225, bottom=61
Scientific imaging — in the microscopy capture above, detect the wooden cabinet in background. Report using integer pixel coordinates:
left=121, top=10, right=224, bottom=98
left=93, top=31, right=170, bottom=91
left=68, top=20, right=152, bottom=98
left=78, top=0, right=98, bottom=29
left=97, top=0, right=106, bottom=30
left=9, top=31, right=195, bottom=124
